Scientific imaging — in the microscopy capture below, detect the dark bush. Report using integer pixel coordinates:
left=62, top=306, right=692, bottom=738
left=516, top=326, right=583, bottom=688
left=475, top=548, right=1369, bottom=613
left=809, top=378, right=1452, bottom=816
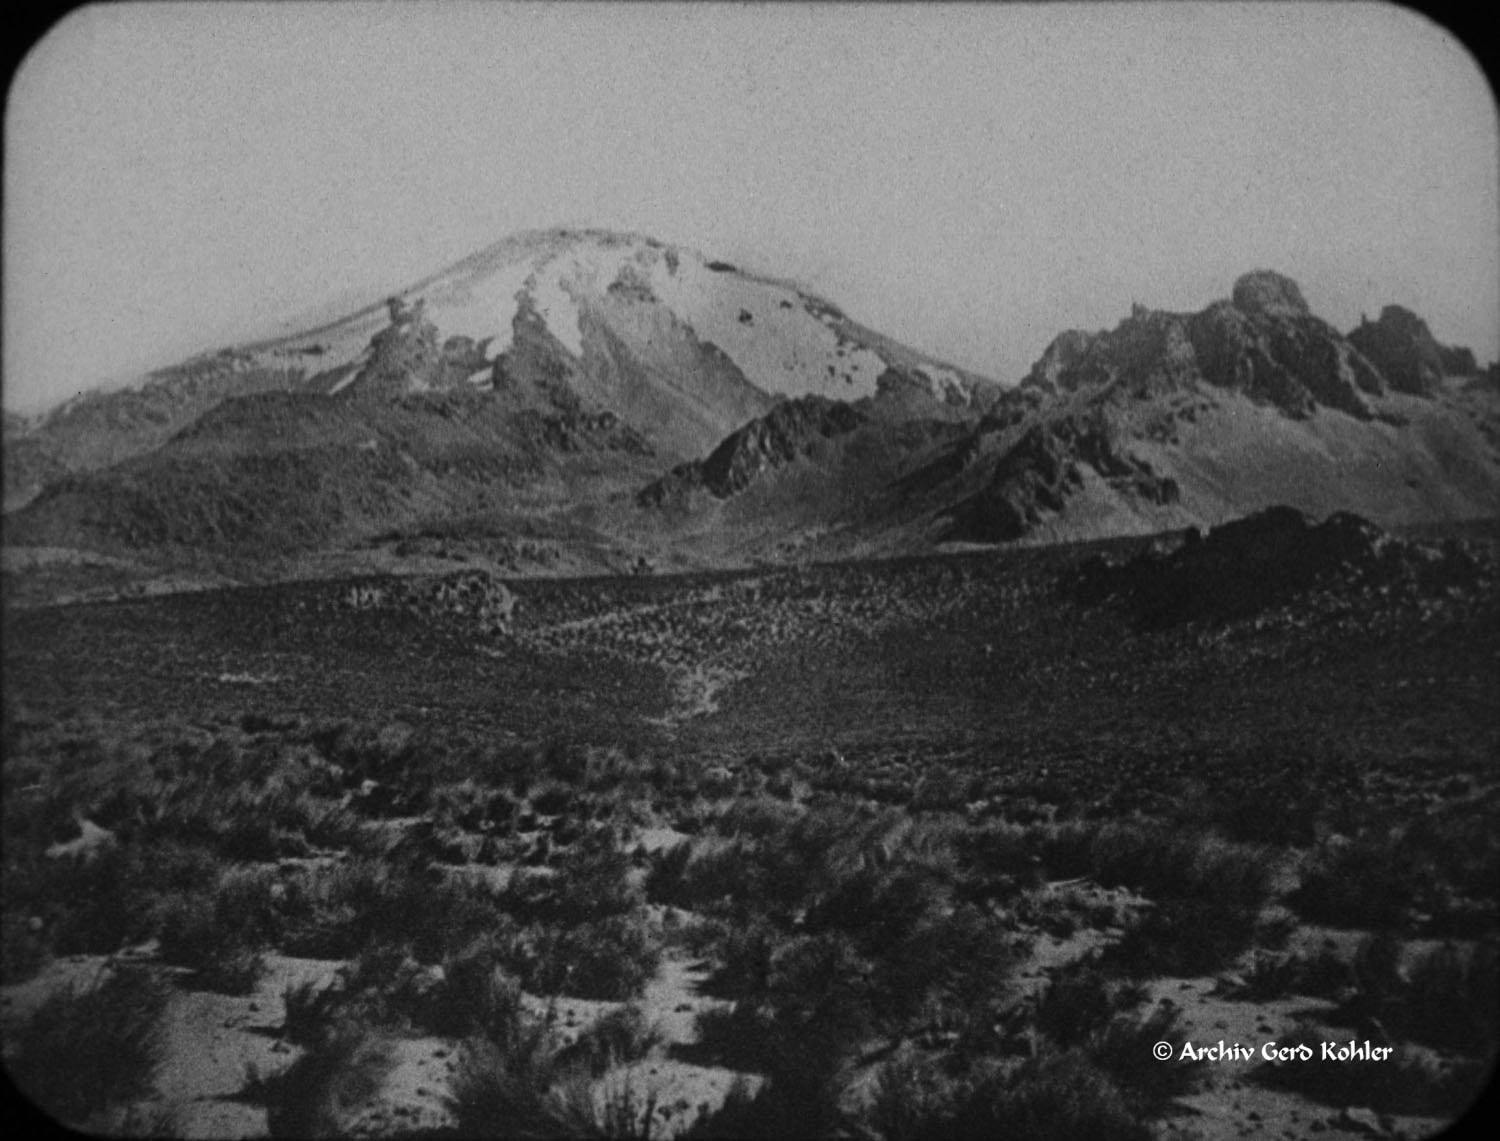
left=1104, top=898, right=1260, bottom=977
left=7, top=966, right=168, bottom=1128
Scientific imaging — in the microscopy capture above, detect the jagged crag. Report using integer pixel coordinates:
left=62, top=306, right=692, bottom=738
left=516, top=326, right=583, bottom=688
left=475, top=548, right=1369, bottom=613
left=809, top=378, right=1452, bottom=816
left=927, top=270, right=1493, bottom=545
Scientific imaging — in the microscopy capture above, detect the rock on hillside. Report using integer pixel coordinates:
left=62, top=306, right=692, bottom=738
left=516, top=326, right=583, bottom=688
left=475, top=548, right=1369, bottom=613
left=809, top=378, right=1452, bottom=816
left=941, top=411, right=1181, bottom=543
left=1023, top=270, right=1387, bottom=419
left=1347, top=305, right=1474, bottom=396
left=914, top=271, right=1500, bottom=547
left=337, top=297, right=494, bottom=400
left=638, top=396, right=868, bottom=507
left=1076, top=505, right=1493, bottom=627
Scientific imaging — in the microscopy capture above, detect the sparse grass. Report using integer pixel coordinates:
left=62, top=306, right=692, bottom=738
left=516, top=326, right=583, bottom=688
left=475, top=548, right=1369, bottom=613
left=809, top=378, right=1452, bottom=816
left=7, top=966, right=168, bottom=1128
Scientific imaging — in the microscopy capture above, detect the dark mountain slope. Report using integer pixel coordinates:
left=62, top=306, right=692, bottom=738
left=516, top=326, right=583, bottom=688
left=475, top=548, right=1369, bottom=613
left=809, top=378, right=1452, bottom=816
left=5, top=387, right=654, bottom=555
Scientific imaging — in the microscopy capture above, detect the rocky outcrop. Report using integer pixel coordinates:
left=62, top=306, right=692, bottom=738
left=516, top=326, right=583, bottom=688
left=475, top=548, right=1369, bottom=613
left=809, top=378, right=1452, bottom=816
left=639, top=396, right=866, bottom=506
left=1347, top=305, right=1459, bottom=396
left=943, top=413, right=1179, bottom=542
left=1230, top=270, right=1311, bottom=319
left=342, top=297, right=494, bottom=399
left=1186, top=299, right=1383, bottom=419
left=1439, top=344, right=1478, bottom=377
left=1022, top=272, right=1384, bottom=420
left=1076, top=506, right=1491, bottom=627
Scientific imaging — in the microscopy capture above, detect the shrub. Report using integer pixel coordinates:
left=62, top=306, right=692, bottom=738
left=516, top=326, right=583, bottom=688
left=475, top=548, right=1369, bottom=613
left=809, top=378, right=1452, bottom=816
left=200, top=946, right=267, bottom=996
left=1230, top=951, right=1305, bottom=1001
left=1349, top=930, right=1405, bottom=1003
left=501, top=826, right=640, bottom=923
left=646, top=838, right=748, bottom=912
left=528, top=777, right=578, bottom=816
left=155, top=866, right=277, bottom=992
left=1103, top=898, right=1260, bottom=977
left=424, top=938, right=524, bottom=1039
left=804, top=863, right=949, bottom=948
left=968, top=1051, right=1150, bottom=1141
left=258, top=1021, right=396, bottom=1138
left=9, top=840, right=151, bottom=956
left=1292, top=832, right=1420, bottom=928
left=1403, top=941, right=1499, bottom=1055
left=277, top=852, right=513, bottom=962
left=860, top=1051, right=1148, bottom=1141
left=706, top=915, right=779, bottom=997
left=7, top=966, right=168, bottom=1127
left=866, top=1052, right=976, bottom=1141
left=1346, top=939, right=1500, bottom=1057
left=1089, top=1003, right=1198, bottom=1112
left=1034, top=964, right=1140, bottom=1048
left=282, top=978, right=345, bottom=1046
left=873, top=904, right=1026, bottom=1034
left=522, top=913, right=661, bottom=1001
left=557, top=1003, right=662, bottom=1077
left=1, top=911, right=49, bottom=984
left=446, top=1026, right=595, bottom=1139
left=596, top=1078, right=662, bottom=1140
left=955, top=819, right=1044, bottom=897
left=694, top=1002, right=780, bottom=1072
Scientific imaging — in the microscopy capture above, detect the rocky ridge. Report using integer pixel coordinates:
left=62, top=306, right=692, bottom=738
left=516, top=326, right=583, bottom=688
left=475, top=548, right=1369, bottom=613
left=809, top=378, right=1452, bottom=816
left=638, top=396, right=868, bottom=507
left=1075, top=505, right=1494, bottom=628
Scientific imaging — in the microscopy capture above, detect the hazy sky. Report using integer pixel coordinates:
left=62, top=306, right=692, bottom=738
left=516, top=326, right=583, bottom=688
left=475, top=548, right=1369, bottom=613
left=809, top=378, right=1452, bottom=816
left=5, top=2, right=1497, bottom=414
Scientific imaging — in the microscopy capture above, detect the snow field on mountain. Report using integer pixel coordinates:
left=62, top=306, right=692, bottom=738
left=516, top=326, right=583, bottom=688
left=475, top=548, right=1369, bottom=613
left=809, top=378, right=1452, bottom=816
left=643, top=247, right=889, bottom=399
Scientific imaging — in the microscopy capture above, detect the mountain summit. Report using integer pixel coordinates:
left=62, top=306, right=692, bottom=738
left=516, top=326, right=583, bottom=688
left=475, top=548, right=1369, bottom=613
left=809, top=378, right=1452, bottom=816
left=4, top=229, right=996, bottom=512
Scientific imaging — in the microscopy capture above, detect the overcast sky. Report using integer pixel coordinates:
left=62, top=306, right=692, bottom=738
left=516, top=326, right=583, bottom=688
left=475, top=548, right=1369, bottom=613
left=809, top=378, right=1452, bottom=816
left=5, top=2, right=1496, bottom=414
